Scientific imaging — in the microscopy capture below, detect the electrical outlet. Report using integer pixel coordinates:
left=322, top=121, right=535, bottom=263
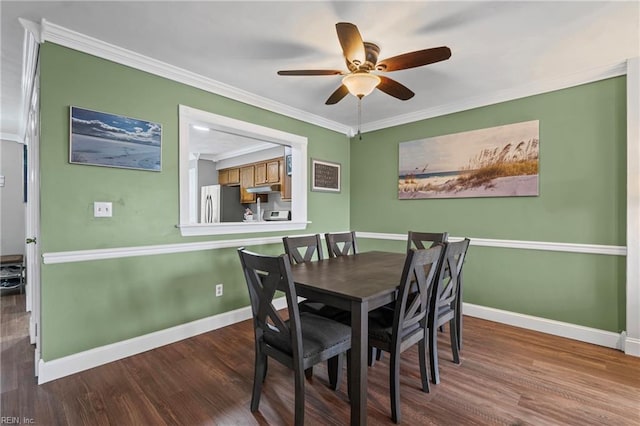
left=94, top=201, right=112, bottom=218
left=215, top=283, right=223, bottom=297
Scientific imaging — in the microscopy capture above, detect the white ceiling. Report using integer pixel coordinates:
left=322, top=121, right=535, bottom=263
left=1, top=1, right=639, bottom=141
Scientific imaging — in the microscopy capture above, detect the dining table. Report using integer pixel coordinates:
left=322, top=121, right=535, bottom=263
left=289, top=250, right=408, bottom=426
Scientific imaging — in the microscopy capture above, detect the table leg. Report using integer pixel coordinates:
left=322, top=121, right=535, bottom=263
left=350, top=301, right=368, bottom=426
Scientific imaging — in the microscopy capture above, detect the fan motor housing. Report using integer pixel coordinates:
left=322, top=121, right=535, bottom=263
left=362, top=42, right=380, bottom=71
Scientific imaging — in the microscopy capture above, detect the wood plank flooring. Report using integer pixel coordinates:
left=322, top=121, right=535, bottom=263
left=2, top=293, right=639, bottom=425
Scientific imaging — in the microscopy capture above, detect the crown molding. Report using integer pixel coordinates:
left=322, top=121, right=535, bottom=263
left=1, top=133, right=24, bottom=143
left=361, top=61, right=628, bottom=133
left=27, top=19, right=630, bottom=139
left=36, top=19, right=352, bottom=136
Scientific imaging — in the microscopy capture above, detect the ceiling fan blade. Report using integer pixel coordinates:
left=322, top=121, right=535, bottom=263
left=377, top=76, right=414, bottom=101
left=376, top=46, right=451, bottom=72
left=335, top=22, right=365, bottom=68
left=325, top=85, right=350, bottom=105
left=277, top=70, right=343, bottom=76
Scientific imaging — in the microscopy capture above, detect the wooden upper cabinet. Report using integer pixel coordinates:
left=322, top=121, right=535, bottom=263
left=266, top=160, right=280, bottom=183
left=218, top=169, right=229, bottom=185
left=218, top=168, right=240, bottom=186
left=254, top=159, right=280, bottom=185
left=227, top=168, right=240, bottom=184
left=240, top=165, right=256, bottom=203
left=281, top=163, right=292, bottom=201
left=254, top=162, right=267, bottom=185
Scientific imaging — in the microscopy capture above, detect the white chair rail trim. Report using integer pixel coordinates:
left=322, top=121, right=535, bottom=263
left=42, top=233, right=626, bottom=265
left=357, top=232, right=627, bottom=256
left=42, top=236, right=284, bottom=264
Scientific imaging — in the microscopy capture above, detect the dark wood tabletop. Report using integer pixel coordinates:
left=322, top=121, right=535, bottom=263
left=289, top=250, right=408, bottom=426
left=291, top=250, right=406, bottom=301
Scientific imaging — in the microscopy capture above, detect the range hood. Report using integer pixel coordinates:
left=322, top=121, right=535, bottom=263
left=246, top=184, right=281, bottom=194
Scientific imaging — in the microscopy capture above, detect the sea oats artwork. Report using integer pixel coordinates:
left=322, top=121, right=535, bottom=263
left=398, top=120, right=539, bottom=199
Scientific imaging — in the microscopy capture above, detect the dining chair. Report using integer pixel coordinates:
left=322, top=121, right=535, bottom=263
left=406, top=231, right=449, bottom=251
left=428, top=238, right=470, bottom=384
left=367, top=231, right=450, bottom=367
left=283, top=234, right=324, bottom=264
left=367, top=245, right=443, bottom=423
left=283, top=234, right=347, bottom=319
left=325, top=231, right=358, bottom=258
left=238, top=248, right=351, bottom=426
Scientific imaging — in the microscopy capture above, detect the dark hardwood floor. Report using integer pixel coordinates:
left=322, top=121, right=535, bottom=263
left=2, top=292, right=639, bottom=425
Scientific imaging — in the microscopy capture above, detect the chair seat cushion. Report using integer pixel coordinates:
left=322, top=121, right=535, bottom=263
left=368, top=307, right=421, bottom=343
left=264, top=312, right=351, bottom=360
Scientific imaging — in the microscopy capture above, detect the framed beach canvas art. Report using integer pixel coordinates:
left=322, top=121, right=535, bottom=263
left=398, top=120, right=539, bottom=199
left=70, top=106, right=162, bottom=171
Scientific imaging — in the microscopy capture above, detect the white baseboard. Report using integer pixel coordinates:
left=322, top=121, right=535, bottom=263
left=463, top=303, right=624, bottom=351
left=624, top=337, right=640, bottom=356
left=37, top=298, right=633, bottom=384
left=37, top=297, right=287, bottom=384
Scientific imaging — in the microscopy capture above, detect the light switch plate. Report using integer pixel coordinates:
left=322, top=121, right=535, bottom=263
left=94, top=202, right=112, bottom=217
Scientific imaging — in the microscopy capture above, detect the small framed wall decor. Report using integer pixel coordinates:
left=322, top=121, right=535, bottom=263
left=311, top=158, right=340, bottom=193
left=286, top=154, right=292, bottom=176
left=70, top=106, right=162, bottom=171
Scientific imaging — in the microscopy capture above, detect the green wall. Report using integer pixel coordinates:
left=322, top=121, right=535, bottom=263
left=39, top=43, right=351, bottom=360
left=351, top=77, right=627, bottom=332
left=39, top=42, right=627, bottom=361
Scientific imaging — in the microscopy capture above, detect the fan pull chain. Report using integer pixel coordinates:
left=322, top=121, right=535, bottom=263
left=357, top=97, right=362, bottom=140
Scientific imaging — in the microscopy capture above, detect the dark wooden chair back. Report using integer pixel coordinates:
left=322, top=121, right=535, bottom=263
left=238, top=248, right=302, bottom=360
left=392, top=246, right=443, bottom=353
left=367, top=244, right=443, bottom=423
left=428, top=238, right=470, bottom=384
left=406, top=231, right=449, bottom=251
left=325, top=231, right=358, bottom=258
left=283, top=234, right=323, bottom=264
left=432, top=238, right=469, bottom=324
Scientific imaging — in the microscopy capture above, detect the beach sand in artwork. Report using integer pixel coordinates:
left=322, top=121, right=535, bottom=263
left=398, top=175, right=538, bottom=199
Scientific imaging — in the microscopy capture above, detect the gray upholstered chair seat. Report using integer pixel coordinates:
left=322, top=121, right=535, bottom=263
left=265, top=312, right=351, bottom=360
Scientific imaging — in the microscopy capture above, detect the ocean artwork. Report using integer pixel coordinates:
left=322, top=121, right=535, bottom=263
left=70, top=106, right=162, bottom=171
left=399, top=120, right=539, bottom=199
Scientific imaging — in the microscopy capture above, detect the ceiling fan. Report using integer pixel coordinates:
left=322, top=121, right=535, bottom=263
left=277, top=22, right=452, bottom=105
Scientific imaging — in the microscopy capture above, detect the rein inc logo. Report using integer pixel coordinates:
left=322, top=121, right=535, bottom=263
left=0, top=418, right=35, bottom=424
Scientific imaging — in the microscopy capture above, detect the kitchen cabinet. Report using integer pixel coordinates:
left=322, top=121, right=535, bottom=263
left=218, top=169, right=229, bottom=185
left=280, top=160, right=292, bottom=201
left=222, top=158, right=286, bottom=202
left=227, top=168, right=240, bottom=184
left=254, top=160, right=279, bottom=185
left=266, top=160, right=280, bottom=183
left=254, top=162, right=267, bottom=185
left=218, top=167, right=241, bottom=186
left=240, top=165, right=256, bottom=203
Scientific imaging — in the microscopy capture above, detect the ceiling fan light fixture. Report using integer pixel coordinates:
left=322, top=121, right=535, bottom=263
left=342, top=72, right=381, bottom=98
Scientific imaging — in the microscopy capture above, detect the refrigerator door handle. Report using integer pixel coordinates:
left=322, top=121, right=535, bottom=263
left=205, top=194, right=213, bottom=223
